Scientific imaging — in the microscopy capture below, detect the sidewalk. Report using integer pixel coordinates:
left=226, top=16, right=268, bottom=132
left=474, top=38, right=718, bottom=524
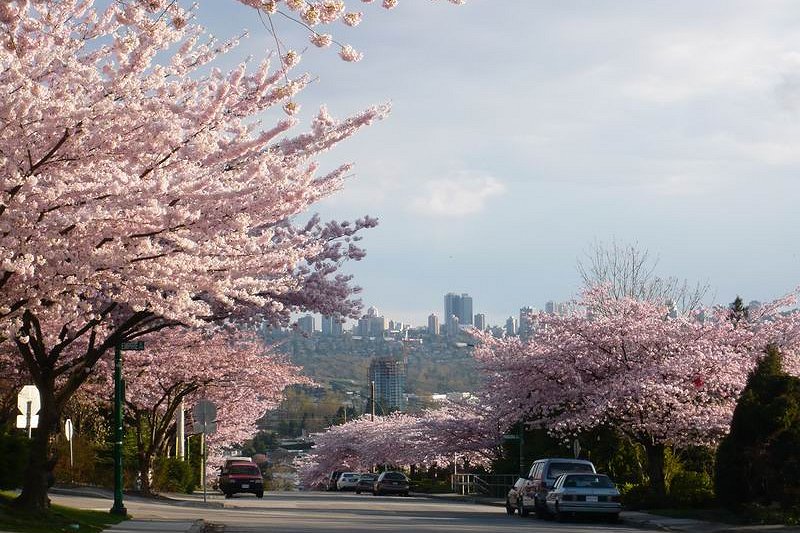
left=103, top=520, right=204, bottom=533
left=416, top=492, right=800, bottom=532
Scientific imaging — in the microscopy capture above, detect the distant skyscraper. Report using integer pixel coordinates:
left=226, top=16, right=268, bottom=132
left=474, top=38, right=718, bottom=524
left=446, top=314, right=460, bottom=337
left=369, top=315, right=386, bottom=336
left=545, top=300, right=556, bottom=314
left=444, top=292, right=473, bottom=326
left=505, top=316, right=517, bottom=337
left=369, top=357, right=406, bottom=411
left=297, top=315, right=315, bottom=335
left=357, top=317, right=370, bottom=337
left=428, top=313, right=440, bottom=335
left=519, top=306, right=534, bottom=338
left=321, top=315, right=343, bottom=336
left=474, top=313, right=486, bottom=331
left=460, top=293, right=473, bottom=325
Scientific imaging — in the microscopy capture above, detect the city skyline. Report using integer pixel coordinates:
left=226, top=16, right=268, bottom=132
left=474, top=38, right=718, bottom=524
left=200, top=1, right=800, bottom=332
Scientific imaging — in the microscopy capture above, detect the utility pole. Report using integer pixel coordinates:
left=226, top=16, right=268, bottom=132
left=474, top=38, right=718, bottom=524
left=111, top=340, right=144, bottom=516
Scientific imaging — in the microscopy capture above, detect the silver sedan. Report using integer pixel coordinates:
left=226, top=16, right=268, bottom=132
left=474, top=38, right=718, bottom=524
left=545, top=473, right=622, bottom=522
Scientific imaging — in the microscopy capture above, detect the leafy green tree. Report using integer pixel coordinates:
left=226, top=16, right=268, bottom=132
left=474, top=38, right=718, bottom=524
left=715, top=346, right=800, bottom=509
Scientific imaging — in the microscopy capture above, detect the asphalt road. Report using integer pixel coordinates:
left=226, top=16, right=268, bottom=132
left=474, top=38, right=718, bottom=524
left=51, top=491, right=658, bottom=533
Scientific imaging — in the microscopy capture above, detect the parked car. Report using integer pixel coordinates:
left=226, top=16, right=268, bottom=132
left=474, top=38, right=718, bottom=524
left=505, top=477, right=528, bottom=516
left=218, top=462, right=264, bottom=498
left=545, top=473, right=622, bottom=522
left=336, top=472, right=362, bottom=491
left=519, top=458, right=596, bottom=517
left=355, top=473, right=376, bottom=494
left=373, top=471, right=410, bottom=496
left=326, top=471, right=345, bottom=491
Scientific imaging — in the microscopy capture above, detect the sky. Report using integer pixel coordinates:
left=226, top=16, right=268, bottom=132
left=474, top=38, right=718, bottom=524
left=201, top=1, right=800, bottom=327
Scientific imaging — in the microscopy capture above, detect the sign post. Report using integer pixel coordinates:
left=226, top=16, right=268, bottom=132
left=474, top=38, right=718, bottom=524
left=65, top=419, right=74, bottom=482
left=16, top=385, right=41, bottom=439
left=111, top=341, right=144, bottom=516
left=192, top=399, right=217, bottom=504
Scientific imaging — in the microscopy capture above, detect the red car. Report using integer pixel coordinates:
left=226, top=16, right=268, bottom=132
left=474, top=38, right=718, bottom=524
left=219, top=462, right=264, bottom=498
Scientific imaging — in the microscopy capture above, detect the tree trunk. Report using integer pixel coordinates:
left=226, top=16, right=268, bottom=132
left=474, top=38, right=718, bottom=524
left=138, top=450, right=153, bottom=496
left=644, top=442, right=667, bottom=500
left=14, top=380, right=58, bottom=512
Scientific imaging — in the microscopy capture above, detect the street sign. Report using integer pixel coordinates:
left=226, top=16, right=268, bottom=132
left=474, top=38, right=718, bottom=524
left=120, top=341, right=145, bottom=351
left=16, top=385, right=40, bottom=435
left=192, top=399, right=217, bottom=435
left=65, top=418, right=75, bottom=474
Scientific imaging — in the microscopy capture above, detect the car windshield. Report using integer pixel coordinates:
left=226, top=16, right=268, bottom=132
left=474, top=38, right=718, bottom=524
left=547, top=462, right=594, bottom=479
left=342, top=474, right=358, bottom=479
left=360, top=475, right=376, bottom=481
left=228, top=465, right=260, bottom=475
left=562, top=474, right=614, bottom=489
left=384, top=472, right=407, bottom=481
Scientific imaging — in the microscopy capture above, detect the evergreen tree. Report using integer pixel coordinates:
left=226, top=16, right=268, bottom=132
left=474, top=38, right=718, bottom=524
left=715, top=346, right=800, bottom=509
left=728, top=296, right=750, bottom=327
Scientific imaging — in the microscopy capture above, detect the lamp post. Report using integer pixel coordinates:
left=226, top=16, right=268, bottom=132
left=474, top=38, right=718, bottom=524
left=110, top=340, right=144, bottom=516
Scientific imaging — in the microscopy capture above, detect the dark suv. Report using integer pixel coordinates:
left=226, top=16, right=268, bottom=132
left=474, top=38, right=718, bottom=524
left=373, top=471, right=410, bottom=496
left=219, top=462, right=264, bottom=498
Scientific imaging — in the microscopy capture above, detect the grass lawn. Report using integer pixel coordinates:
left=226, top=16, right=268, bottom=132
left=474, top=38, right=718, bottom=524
left=0, top=492, right=127, bottom=533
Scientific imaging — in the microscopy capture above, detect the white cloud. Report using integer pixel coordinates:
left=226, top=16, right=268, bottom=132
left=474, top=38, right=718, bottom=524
left=410, top=173, right=506, bottom=217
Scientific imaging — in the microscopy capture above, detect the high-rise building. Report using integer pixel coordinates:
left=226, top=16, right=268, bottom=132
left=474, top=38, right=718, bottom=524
left=460, top=293, right=473, bottom=325
left=446, top=314, right=460, bottom=337
left=369, top=315, right=386, bottom=336
left=369, top=357, right=406, bottom=411
left=519, top=306, right=534, bottom=338
left=321, top=315, right=343, bottom=336
left=444, top=292, right=473, bottom=326
left=297, top=315, right=315, bottom=335
left=427, top=313, right=440, bottom=335
left=545, top=300, right=556, bottom=314
left=473, top=313, right=486, bottom=331
left=505, top=316, right=517, bottom=337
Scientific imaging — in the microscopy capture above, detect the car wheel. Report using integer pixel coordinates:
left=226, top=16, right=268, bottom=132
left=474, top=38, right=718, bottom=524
left=402, top=491, right=409, bottom=497
left=606, top=513, right=619, bottom=523
left=505, top=499, right=515, bottom=515
left=224, top=492, right=231, bottom=499
left=555, top=503, right=566, bottom=522
left=256, top=491, right=263, bottom=498
left=355, top=490, right=361, bottom=495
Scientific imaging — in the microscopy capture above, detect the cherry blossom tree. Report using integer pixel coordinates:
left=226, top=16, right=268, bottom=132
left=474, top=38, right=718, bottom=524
left=89, top=328, right=309, bottom=495
left=298, top=403, right=502, bottom=487
left=0, top=0, right=386, bottom=510
left=472, top=286, right=800, bottom=497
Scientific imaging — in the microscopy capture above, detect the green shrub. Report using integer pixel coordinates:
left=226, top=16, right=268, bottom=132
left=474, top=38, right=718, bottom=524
left=153, top=457, right=195, bottom=494
left=668, top=471, right=715, bottom=508
left=0, top=428, right=29, bottom=489
left=715, top=347, right=800, bottom=510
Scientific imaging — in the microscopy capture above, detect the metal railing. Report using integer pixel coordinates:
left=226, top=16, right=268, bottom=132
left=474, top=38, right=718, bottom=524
left=452, top=473, right=517, bottom=498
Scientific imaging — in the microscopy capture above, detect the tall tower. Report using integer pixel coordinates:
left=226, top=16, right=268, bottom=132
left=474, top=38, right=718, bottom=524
left=460, top=293, right=473, bottom=325
left=368, top=357, right=406, bottom=411
left=519, top=306, right=534, bottom=338
left=473, top=313, right=486, bottom=331
left=428, top=313, right=440, bottom=335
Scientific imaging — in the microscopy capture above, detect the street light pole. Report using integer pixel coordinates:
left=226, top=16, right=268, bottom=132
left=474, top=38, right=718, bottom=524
left=111, top=341, right=144, bottom=516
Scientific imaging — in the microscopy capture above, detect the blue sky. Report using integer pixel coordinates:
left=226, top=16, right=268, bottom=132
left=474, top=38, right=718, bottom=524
left=201, top=1, right=800, bottom=326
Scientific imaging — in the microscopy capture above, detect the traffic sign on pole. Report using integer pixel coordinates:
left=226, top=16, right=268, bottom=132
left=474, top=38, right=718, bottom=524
left=16, top=385, right=40, bottom=438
